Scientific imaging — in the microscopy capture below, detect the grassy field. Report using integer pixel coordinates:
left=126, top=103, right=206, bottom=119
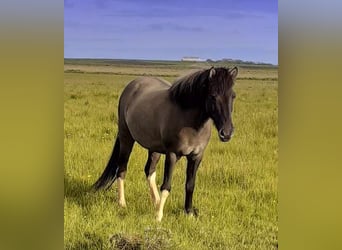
left=64, top=59, right=278, bottom=249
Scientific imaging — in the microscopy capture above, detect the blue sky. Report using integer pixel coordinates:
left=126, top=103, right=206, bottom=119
left=64, top=0, right=278, bottom=64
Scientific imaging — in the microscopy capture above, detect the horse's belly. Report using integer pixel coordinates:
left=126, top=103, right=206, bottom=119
left=122, top=82, right=169, bottom=151
left=126, top=108, right=165, bottom=151
left=131, top=129, right=165, bottom=152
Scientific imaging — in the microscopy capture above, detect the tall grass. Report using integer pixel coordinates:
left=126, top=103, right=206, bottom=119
left=64, top=64, right=278, bottom=249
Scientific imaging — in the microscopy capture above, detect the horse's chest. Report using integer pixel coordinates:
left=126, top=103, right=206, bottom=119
left=177, top=126, right=211, bottom=156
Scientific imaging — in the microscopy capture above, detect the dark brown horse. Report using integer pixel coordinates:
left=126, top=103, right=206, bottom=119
left=93, top=66, right=238, bottom=221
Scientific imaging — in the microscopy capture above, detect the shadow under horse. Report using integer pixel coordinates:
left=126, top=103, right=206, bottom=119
left=93, top=66, right=238, bottom=221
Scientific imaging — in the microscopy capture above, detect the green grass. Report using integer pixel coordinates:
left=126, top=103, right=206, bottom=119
left=64, top=61, right=278, bottom=249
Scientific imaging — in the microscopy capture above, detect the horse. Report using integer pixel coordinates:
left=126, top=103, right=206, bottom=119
left=93, top=66, right=238, bottom=221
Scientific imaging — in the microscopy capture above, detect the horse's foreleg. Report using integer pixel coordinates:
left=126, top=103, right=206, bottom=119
left=185, top=153, right=202, bottom=215
left=144, top=151, right=161, bottom=207
left=116, top=135, right=134, bottom=208
left=156, top=152, right=178, bottom=222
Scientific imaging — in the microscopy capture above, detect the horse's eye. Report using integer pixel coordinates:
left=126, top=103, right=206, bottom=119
left=210, top=95, right=217, bottom=100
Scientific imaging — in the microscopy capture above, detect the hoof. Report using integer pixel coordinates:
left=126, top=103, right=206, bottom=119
left=118, top=200, right=127, bottom=208
left=185, top=207, right=199, bottom=217
left=155, top=212, right=163, bottom=222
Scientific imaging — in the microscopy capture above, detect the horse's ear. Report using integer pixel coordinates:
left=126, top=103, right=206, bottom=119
left=229, top=67, right=238, bottom=81
left=209, top=67, right=216, bottom=80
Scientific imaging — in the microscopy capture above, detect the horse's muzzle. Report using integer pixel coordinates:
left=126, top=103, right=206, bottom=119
left=218, top=128, right=234, bottom=142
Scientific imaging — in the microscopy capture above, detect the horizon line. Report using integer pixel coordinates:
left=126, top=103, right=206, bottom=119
left=64, top=57, right=278, bottom=66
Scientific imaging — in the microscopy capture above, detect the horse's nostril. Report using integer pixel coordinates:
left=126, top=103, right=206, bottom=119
left=219, top=129, right=226, bottom=139
left=219, top=128, right=234, bottom=140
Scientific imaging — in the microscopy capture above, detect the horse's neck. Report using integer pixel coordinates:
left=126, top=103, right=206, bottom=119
left=168, top=89, right=210, bottom=129
left=184, top=107, right=210, bottom=130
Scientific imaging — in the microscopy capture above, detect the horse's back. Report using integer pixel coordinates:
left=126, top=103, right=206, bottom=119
left=123, top=76, right=170, bottom=94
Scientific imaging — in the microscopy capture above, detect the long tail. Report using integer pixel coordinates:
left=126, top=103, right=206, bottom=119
left=92, top=138, right=120, bottom=191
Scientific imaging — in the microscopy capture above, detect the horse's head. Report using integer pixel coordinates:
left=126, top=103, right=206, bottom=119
left=205, top=67, right=238, bottom=142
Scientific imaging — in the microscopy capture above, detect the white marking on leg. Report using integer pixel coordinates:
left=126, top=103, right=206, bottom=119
left=117, top=177, right=126, bottom=207
left=156, top=190, right=169, bottom=222
left=147, top=172, right=160, bottom=207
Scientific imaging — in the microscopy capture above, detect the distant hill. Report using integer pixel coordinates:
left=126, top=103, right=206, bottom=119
left=206, top=58, right=276, bottom=67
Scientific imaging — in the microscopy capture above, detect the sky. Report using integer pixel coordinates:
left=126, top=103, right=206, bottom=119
left=64, top=0, right=278, bottom=65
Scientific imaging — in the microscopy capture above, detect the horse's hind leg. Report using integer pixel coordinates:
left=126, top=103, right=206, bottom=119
left=116, top=132, right=134, bottom=207
left=144, top=151, right=161, bottom=207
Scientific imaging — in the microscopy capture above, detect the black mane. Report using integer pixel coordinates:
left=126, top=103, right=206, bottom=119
left=169, top=67, right=233, bottom=109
